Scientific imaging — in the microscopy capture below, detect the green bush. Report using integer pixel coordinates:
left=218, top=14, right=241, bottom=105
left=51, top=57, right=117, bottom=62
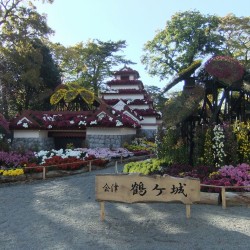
left=156, top=127, right=189, bottom=164
left=123, top=159, right=162, bottom=175
left=124, top=137, right=156, bottom=152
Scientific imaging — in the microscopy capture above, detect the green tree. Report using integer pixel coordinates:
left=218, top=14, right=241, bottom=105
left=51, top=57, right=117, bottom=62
left=218, top=14, right=250, bottom=68
left=52, top=39, right=134, bottom=95
left=0, top=39, right=60, bottom=116
left=142, top=11, right=222, bottom=80
left=0, top=1, right=54, bottom=41
left=0, top=0, right=58, bottom=117
left=0, top=40, right=43, bottom=116
left=144, top=85, right=167, bottom=111
left=29, top=39, right=61, bottom=110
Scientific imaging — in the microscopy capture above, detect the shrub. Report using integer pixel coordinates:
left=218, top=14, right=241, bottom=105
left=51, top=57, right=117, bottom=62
left=123, top=159, right=162, bottom=175
left=124, top=137, right=156, bottom=153
left=156, top=127, right=189, bottom=164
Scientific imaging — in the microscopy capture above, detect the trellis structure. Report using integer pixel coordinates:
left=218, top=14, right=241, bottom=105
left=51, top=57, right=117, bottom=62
left=162, top=56, right=250, bottom=165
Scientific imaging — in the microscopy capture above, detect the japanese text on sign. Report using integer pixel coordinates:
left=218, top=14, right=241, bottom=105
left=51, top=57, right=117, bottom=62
left=96, top=174, right=200, bottom=205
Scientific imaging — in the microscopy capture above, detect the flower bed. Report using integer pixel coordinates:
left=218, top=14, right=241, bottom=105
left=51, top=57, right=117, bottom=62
left=0, top=147, right=150, bottom=181
left=123, top=160, right=250, bottom=193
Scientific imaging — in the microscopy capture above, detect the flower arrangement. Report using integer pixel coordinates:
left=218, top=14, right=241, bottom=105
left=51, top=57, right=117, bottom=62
left=50, top=85, right=94, bottom=105
left=76, top=147, right=134, bottom=159
left=205, top=56, right=244, bottom=86
left=35, top=149, right=87, bottom=164
left=0, top=151, right=35, bottom=168
left=123, top=159, right=250, bottom=192
left=212, top=124, right=226, bottom=168
left=203, top=163, right=250, bottom=191
left=43, top=156, right=87, bottom=171
left=0, top=168, right=24, bottom=176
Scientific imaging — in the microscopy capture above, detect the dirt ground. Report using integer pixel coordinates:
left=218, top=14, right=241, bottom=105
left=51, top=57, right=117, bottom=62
left=0, top=164, right=249, bottom=250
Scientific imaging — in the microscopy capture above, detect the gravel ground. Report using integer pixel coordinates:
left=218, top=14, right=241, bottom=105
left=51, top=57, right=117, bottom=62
left=0, top=164, right=249, bottom=250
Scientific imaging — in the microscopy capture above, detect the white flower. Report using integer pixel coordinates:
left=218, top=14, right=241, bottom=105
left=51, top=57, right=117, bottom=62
left=23, top=123, right=28, bottom=128
left=48, top=125, right=52, bottom=129
left=70, top=120, right=75, bottom=124
left=90, top=120, right=97, bottom=125
left=116, top=120, right=123, bottom=126
left=78, top=121, right=86, bottom=126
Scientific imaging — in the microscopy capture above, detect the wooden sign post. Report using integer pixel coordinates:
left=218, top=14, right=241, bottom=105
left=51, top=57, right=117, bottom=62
left=96, top=174, right=200, bottom=220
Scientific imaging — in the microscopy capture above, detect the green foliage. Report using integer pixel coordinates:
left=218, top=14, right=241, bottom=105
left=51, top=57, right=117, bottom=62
left=66, top=143, right=74, bottom=150
left=218, top=14, right=250, bottom=68
left=163, top=86, right=205, bottom=127
left=0, top=1, right=59, bottom=117
left=123, top=137, right=156, bottom=152
left=123, top=159, right=162, bottom=175
left=198, top=122, right=249, bottom=167
left=156, top=127, right=189, bottom=164
left=202, top=127, right=212, bottom=165
left=192, top=126, right=206, bottom=166
left=223, top=123, right=238, bottom=165
left=233, top=121, right=250, bottom=163
left=178, top=60, right=202, bottom=77
left=50, top=40, right=134, bottom=95
left=142, top=10, right=221, bottom=80
left=144, top=85, right=168, bottom=111
left=0, top=137, right=10, bottom=152
left=142, top=11, right=250, bottom=82
left=156, top=121, right=250, bottom=168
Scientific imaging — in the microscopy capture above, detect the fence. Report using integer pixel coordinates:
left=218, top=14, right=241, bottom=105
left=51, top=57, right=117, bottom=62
left=200, top=184, right=250, bottom=209
left=3, top=152, right=250, bottom=209
left=24, top=159, right=101, bottom=180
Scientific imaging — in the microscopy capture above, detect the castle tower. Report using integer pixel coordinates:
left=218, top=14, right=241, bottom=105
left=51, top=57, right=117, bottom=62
left=101, top=66, right=161, bottom=138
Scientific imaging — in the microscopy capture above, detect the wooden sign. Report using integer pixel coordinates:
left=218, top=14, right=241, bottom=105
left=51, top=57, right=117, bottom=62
left=95, top=174, right=200, bottom=219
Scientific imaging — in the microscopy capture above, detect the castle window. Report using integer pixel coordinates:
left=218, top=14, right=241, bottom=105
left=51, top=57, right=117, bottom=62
left=121, top=75, right=129, bottom=80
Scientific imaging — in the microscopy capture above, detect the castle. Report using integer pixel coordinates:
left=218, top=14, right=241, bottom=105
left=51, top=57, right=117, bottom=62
left=8, top=66, right=161, bottom=150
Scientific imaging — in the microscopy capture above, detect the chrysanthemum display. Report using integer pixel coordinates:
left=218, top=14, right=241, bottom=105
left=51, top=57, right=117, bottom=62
left=212, top=124, right=226, bottom=168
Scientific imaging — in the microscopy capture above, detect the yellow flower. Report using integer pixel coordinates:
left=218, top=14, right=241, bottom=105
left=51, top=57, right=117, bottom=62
left=2, top=169, right=24, bottom=176
left=179, top=172, right=185, bottom=177
left=209, top=171, right=219, bottom=178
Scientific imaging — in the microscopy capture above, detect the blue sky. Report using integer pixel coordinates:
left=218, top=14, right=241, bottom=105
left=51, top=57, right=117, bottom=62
left=36, top=0, right=250, bottom=92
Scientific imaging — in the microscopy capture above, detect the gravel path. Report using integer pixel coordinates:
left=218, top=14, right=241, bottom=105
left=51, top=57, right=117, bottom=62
left=0, top=164, right=249, bottom=250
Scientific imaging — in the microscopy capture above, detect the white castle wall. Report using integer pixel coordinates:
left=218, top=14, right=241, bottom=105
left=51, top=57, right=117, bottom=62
left=14, top=130, right=48, bottom=138
left=140, top=117, right=156, bottom=123
left=109, top=85, right=139, bottom=90
left=129, top=104, right=150, bottom=109
left=102, top=94, right=144, bottom=100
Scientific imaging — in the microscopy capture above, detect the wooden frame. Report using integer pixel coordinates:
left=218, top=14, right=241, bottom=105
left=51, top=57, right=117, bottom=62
left=96, top=174, right=200, bottom=220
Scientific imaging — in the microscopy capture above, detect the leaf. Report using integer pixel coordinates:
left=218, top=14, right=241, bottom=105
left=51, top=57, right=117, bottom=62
left=50, top=89, right=67, bottom=105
